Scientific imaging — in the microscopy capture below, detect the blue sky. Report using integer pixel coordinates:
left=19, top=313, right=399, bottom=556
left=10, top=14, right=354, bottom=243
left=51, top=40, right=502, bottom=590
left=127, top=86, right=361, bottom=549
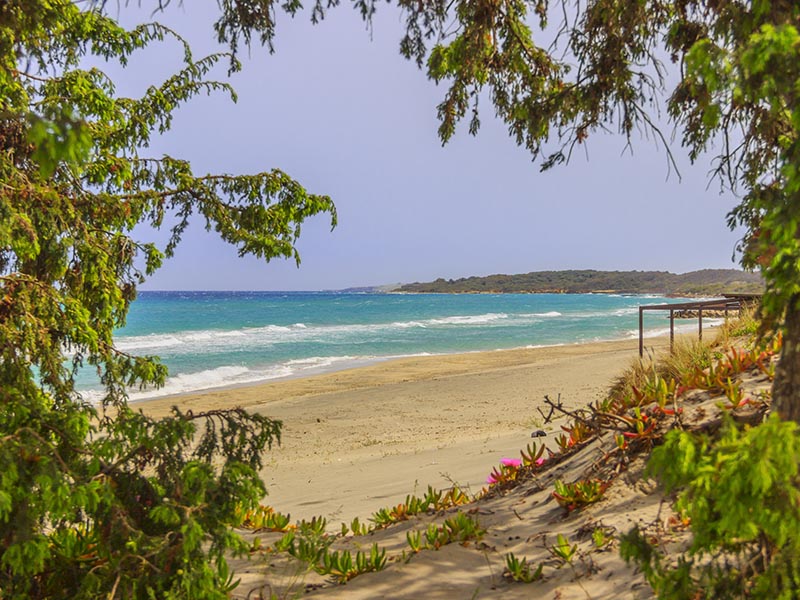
left=107, top=3, right=745, bottom=291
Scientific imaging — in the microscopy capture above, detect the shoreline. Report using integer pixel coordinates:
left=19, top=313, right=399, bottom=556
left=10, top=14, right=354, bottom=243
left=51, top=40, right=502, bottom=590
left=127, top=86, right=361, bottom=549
left=139, top=334, right=687, bottom=524
left=127, top=319, right=718, bottom=404
left=138, top=335, right=674, bottom=416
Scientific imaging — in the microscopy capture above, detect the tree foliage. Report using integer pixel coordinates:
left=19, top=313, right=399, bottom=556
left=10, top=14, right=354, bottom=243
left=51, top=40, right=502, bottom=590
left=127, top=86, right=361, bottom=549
left=0, top=1, right=334, bottom=597
left=621, top=415, right=800, bottom=599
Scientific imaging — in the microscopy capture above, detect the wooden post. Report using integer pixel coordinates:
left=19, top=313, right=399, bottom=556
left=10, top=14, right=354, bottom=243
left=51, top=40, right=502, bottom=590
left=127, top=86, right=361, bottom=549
left=698, top=308, right=703, bottom=341
left=670, top=309, right=675, bottom=353
left=639, top=306, right=644, bottom=357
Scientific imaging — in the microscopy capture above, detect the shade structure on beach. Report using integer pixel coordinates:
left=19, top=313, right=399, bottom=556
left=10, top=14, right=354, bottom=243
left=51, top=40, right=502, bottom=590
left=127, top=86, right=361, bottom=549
left=638, top=294, right=759, bottom=356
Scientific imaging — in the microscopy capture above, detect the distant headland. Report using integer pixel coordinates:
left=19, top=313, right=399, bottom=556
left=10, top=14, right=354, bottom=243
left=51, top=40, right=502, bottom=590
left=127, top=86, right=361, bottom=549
left=389, top=269, right=763, bottom=296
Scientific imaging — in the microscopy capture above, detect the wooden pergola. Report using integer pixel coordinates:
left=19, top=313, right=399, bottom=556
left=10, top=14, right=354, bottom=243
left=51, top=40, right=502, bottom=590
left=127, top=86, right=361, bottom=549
left=638, top=294, right=759, bottom=357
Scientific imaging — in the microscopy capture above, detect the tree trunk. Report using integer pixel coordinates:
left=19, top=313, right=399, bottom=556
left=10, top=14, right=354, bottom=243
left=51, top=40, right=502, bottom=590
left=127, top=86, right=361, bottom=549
left=773, top=296, right=800, bottom=422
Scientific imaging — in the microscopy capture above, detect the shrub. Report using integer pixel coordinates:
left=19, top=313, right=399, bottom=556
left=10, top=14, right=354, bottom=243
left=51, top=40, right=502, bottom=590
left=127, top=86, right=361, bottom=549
left=621, top=415, right=800, bottom=599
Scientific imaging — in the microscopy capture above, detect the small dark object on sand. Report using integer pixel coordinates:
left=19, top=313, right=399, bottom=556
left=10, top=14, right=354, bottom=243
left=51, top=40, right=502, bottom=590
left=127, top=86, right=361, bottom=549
left=531, top=430, right=547, bottom=438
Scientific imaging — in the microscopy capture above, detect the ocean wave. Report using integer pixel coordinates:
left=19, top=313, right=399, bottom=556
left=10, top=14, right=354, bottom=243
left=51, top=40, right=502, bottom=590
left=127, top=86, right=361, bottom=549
left=426, top=313, right=509, bottom=326
left=523, top=343, right=566, bottom=349
left=115, top=312, right=533, bottom=354
left=567, top=308, right=637, bottom=318
left=115, top=323, right=307, bottom=353
left=284, top=355, right=356, bottom=369
left=80, top=364, right=280, bottom=403
left=81, top=351, right=439, bottom=402
left=116, top=335, right=184, bottom=351
left=392, top=320, right=428, bottom=329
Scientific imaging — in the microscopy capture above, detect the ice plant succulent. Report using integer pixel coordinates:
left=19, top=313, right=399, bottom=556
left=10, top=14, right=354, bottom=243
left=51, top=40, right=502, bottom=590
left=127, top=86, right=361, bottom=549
left=487, top=458, right=523, bottom=484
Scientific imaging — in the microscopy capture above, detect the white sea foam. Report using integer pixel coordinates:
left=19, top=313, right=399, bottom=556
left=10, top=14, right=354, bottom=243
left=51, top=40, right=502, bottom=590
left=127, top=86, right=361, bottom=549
left=81, top=364, right=278, bottom=403
left=83, top=351, right=444, bottom=402
left=284, top=355, right=356, bottom=369
left=217, top=330, right=246, bottom=338
left=523, top=343, right=566, bottom=349
left=116, top=335, right=184, bottom=351
left=185, top=332, right=213, bottom=341
left=116, top=312, right=538, bottom=355
left=427, top=313, right=509, bottom=326
left=568, top=309, right=633, bottom=319
left=392, top=320, right=428, bottom=329
left=247, top=324, right=294, bottom=333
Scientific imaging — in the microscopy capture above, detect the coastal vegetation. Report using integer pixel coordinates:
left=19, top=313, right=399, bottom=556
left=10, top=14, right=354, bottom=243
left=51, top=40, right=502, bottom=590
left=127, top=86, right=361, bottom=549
left=4, top=1, right=800, bottom=599
left=0, top=2, right=334, bottom=597
left=397, top=269, right=763, bottom=296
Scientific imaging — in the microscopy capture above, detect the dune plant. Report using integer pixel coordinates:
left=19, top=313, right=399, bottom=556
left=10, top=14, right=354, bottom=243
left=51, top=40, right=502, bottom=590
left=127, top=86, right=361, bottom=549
left=274, top=526, right=387, bottom=584
left=757, top=357, right=777, bottom=382
left=633, top=372, right=678, bottom=410
left=486, top=458, right=523, bottom=485
left=297, top=516, right=328, bottom=538
left=406, top=530, right=423, bottom=554
left=660, top=340, right=716, bottom=385
left=549, top=534, right=579, bottom=565
left=370, top=485, right=471, bottom=527
left=520, top=441, right=547, bottom=467
left=718, top=306, right=761, bottom=340
left=418, top=513, right=485, bottom=550
left=424, top=523, right=443, bottom=550
left=238, top=505, right=293, bottom=533
left=274, top=529, right=333, bottom=567
left=341, top=516, right=371, bottom=537
left=619, top=407, right=658, bottom=442
left=552, top=479, right=610, bottom=513
left=504, top=553, right=544, bottom=583
left=440, top=485, right=471, bottom=508
left=552, top=422, right=595, bottom=454
left=607, top=339, right=717, bottom=413
left=442, top=512, right=485, bottom=545
left=318, top=544, right=387, bottom=583
left=721, top=378, right=749, bottom=410
left=592, top=527, right=614, bottom=550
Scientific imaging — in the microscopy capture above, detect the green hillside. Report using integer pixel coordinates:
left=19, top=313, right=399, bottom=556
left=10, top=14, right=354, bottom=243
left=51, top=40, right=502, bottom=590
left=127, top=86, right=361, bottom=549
left=396, top=269, right=763, bottom=296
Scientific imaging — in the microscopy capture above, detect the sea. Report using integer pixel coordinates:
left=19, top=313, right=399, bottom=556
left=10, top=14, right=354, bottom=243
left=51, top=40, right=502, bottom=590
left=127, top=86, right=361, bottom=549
left=78, top=291, right=719, bottom=402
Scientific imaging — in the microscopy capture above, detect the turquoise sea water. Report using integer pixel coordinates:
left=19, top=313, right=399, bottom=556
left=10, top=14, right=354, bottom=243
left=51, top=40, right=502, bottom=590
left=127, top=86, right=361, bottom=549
left=81, top=291, right=715, bottom=401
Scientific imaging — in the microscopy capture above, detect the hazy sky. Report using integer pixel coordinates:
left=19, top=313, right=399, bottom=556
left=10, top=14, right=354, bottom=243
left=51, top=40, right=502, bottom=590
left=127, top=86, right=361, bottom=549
left=107, top=3, right=745, bottom=291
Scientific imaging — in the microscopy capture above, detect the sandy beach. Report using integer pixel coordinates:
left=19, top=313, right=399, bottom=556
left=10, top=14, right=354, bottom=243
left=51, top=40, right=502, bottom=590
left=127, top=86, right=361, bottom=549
left=137, top=330, right=756, bottom=599
left=141, top=336, right=672, bottom=525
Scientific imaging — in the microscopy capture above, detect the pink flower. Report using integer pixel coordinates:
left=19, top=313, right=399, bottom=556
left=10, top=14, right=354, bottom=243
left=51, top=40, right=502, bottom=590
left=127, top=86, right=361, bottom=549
left=500, top=458, right=522, bottom=468
left=535, top=457, right=546, bottom=466
left=486, top=473, right=498, bottom=484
